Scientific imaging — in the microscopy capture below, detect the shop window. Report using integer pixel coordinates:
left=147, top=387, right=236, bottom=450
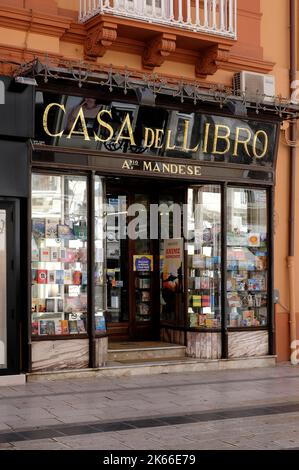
left=187, top=185, right=222, bottom=329
left=31, top=174, right=88, bottom=337
left=226, top=188, right=268, bottom=328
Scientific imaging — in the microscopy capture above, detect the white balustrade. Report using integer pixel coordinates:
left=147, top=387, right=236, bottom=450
left=79, top=0, right=237, bottom=39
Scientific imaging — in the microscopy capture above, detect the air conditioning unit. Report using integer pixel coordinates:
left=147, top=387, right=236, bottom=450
left=233, top=71, right=275, bottom=103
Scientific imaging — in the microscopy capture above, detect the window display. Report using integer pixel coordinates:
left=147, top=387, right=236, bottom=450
left=31, top=174, right=88, bottom=337
left=226, top=188, right=268, bottom=327
left=187, top=186, right=221, bottom=329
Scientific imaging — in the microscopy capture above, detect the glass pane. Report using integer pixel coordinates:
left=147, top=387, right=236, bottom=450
left=187, top=186, right=222, bottom=329
left=31, top=174, right=88, bottom=337
left=95, top=176, right=107, bottom=333
left=105, top=194, right=129, bottom=323
left=227, top=188, right=268, bottom=327
left=0, top=210, right=7, bottom=369
left=159, top=194, right=185, bottom=325
left=134, top=194, right=153, bottom=323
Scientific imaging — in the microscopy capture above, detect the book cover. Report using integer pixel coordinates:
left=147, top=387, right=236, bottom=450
left=31, top=321, right=39, bottom=336
left=54, top=320, right=62, bottom=335
left=64, top=270, right=73, bottom=285
left=82, top=271, right=88, bottom=285
left=248, top=278, right=262, bottom=291
left=46, top=219, right=59, bottom=239
left=227, top=259, right=238, bottom=270
left=200, top=277, right=210, bottom=290
left=48, top=270, right=56, bottom=284
left=242, top=310, right=254, bottom=326
left=37, top=269, right=47, bottom=284
left=36, top=299, right=46, bottom=313
left=201, top=295, right=210, bottom=307
left=32, top=218, right=45, bottom=239
left=39, top=320, right=55, bottom=336
left=95, top=315, right=106, bottom=332
left=57, top=299, right=64, bottom=313
left=189, top=312, right=198, bottom=328
left=32, top=236, right=40, bottom=261
left=57, top=224, right=74, bottom=240
left=45, top=298, right=55, bottom=313
left=60, top=248, right=67, bottom=262
left=205, top=257, right=213, bottom=269
left=205, top=318, right=214, bottom=328
left=50, top=247, right=59, bottom=262
left=192, top=255, right=205, bottom=269
left=65, top=296, right=82, bottom=313
left=192, top=295, right=201, bottom=307
left=73, top=271, right=82, bottom=286
left=141, top=291, right=151, bottom=301
left=66, top=248, right=76, bottom=263
left=73, top=221, right=87, bottom=241
left=60, top=320, right=69, bottom=335
left=56, top=270, right=64, bottom=285
left=77, top=319, right=87, bottom=334
left=32, top=269, right=37, bottom=285
left=227, top=292, right=241, bottom=308
left=40, top=248, right=51, bottom=262
left=68, top=320, right=78, bottom=334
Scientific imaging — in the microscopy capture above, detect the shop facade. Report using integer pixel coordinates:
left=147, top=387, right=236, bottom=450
left=0, top=0, right=297, bottom=376
left=28, top=81, right=279, bottom=372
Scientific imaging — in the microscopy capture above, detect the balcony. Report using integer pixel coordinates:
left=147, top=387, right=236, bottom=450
left=79, top=0, right=237, bottom=40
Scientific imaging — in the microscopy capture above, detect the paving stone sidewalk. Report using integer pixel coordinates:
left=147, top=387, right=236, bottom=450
left=1, top=364, right=299, bottom=450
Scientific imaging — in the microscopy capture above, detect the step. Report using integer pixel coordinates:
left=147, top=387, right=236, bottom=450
left=108, top=342, right=186, bottom=362
left=26, top=356, right=277, bottom=382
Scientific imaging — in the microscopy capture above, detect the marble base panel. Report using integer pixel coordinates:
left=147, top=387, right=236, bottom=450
left=95, top=336, right=108, bottom=367
left=186, top=332, right=222, bottom=359
left=228, top=331, right=269, bottom=358
left=31, top=339, right=89, bottom=372
left=160, top=328, right=185, bottom=346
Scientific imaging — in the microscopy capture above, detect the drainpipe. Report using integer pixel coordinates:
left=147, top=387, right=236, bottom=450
left=288, top=0, right=297, bottom=364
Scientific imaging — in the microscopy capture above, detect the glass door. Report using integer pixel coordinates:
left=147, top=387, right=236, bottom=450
left=0, top=201, right=19, bottom=375
left=105, top=190, right=130, bottom=338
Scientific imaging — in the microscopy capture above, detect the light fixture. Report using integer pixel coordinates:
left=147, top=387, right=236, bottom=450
left=15, top=76, right=38, bottom=86
left=135, top=87, right=156, bottom=106
left=226, top=99, right=247, bottom=117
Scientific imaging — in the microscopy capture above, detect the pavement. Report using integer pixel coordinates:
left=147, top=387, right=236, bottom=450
left=1, top=363, right=299, bottom=450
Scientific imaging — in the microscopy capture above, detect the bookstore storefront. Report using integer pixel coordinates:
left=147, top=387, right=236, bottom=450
left=30, top=85, right=279, bottom=372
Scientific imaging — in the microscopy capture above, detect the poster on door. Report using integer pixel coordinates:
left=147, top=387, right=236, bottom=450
left=162, top=239, right=184, bottom=292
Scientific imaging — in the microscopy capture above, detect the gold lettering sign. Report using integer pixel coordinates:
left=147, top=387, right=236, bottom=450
left=42, top=104, right=272, bottom=161
left=121, top=160, right=201, bottom=176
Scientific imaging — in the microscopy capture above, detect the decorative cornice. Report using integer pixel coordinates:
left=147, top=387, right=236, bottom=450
left=0, top=6, right=72, bottom=38
left=84, top=21, right=117, bottom=61
left=143, top=33, right=176, bottom=70
left=196, top=44, right=230, bottom=79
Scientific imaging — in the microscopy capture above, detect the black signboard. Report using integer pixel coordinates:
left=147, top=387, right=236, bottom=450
left=35, top=91, right=279, bottom=168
